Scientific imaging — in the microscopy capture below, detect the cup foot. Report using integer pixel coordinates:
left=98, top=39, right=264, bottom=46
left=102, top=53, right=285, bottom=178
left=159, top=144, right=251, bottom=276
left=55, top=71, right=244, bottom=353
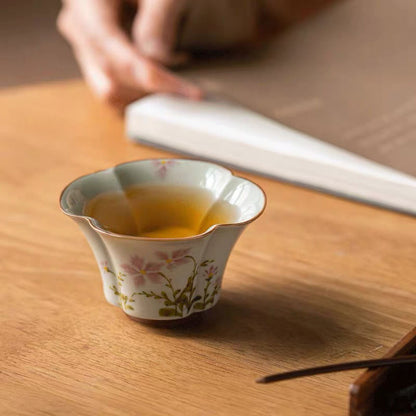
left=124, top=311, right=206, bottom=327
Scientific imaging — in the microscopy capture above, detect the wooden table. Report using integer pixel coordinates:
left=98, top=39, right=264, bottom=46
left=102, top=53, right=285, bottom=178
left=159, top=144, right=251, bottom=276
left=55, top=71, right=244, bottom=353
left=1, top=80, right=415, bottom=416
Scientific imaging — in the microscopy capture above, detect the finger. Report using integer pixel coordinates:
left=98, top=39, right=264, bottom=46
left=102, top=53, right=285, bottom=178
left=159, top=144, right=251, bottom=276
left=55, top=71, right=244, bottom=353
left=97, top=31, right=202, bottom=99
left=77, top=46, right=150, bottom=109
left=134, top=58, right=203, bottom=99
left=73, top=46, right=125, bottom=107
left=133, top=0, right=188, bottom=66
left=58, top=0, right=121, bottom=45
left=61, top=0, right=201, bottom=102
left=58, top=0, right=146, bottom=107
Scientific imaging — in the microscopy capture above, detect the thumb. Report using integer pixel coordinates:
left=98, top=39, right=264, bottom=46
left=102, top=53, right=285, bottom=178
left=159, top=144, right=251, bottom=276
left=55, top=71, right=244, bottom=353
left=133, top=0, right=189, bottom=66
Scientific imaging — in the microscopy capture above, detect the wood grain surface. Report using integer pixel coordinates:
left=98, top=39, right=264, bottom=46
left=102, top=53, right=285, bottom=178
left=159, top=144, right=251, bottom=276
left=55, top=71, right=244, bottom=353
left=1, top=80, right=415, bottom=416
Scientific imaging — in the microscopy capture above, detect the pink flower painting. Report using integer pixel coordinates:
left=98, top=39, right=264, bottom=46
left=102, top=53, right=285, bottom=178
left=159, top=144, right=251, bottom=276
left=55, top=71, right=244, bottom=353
left=204, top=265, right=218, bottom=279
left=121, top=255, right=163, bottom=286
left=155, top=248, right=191, bottom=270
left=153, top=159, right=176, bottom=178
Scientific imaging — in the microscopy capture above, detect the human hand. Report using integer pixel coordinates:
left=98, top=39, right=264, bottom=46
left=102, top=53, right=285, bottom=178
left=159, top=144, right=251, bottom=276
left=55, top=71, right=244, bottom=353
left=58, top=0, right=332, bottom=108
left=57, top=0, right=202, bottom=108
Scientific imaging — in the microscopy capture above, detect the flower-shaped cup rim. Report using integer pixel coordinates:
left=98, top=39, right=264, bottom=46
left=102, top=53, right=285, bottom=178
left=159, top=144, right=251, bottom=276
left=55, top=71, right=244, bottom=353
left=60, top=158, right=267, bottom=241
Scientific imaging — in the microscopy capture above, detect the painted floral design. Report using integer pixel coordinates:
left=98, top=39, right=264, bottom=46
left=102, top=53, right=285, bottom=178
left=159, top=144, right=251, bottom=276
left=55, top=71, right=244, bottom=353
left=153, top=159, right=176, bottom=178
left=204, top=265, right=218, bottom=279
left=100, top=260, right=110, bottom=273
left=138, top=253, right=200, bottom=317
left=155, top=248, right=191, bottom=270
left=121, top=255, right=162, bottom=286
left=102, top=252, right=221, bottom=318
left=102, top=264, right=135, bottom=310
left=196, top=263, right=219, bottom=310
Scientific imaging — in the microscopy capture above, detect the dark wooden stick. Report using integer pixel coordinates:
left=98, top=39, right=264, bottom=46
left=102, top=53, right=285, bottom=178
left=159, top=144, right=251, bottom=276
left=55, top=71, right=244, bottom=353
left=257, top=355, right=416, bottom=384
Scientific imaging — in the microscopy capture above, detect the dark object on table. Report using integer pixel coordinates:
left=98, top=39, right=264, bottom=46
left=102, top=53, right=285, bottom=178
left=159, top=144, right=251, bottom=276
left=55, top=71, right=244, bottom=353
left=350, top=328, right=416, bottom=416
left=256, top=355, right=416, bottom=384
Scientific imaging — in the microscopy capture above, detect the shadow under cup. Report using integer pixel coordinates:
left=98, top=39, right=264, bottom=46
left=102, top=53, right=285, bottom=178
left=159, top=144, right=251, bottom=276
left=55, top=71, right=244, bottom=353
left=60, top=159, right=266, bottom=324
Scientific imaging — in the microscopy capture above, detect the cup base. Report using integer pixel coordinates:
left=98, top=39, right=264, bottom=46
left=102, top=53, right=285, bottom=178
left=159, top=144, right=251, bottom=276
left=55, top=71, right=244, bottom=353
left=124, top=311, right=206, bottom=327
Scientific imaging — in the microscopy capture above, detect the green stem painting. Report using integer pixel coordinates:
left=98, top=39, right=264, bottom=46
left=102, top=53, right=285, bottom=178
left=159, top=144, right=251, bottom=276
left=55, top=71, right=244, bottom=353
left=103, top=257, right=219, bottom=317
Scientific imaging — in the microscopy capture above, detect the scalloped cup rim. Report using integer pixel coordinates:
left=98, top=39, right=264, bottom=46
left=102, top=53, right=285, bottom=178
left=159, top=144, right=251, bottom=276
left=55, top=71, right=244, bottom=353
left=59, top=158, right=267, bottom=241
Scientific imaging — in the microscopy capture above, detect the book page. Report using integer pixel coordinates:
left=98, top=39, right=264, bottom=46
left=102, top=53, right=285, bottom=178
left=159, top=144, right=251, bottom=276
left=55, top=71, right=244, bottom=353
left=181, top=0, right=416, bottom=177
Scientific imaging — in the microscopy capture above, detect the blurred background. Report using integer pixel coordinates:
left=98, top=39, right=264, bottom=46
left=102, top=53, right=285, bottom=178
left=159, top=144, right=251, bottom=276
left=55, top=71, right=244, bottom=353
left=0, top=0, right=79, bottom=87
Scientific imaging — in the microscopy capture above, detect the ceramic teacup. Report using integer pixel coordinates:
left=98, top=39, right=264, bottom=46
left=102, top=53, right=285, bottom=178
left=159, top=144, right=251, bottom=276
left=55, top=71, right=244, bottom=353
left=60, top=159, right=266, bottom=324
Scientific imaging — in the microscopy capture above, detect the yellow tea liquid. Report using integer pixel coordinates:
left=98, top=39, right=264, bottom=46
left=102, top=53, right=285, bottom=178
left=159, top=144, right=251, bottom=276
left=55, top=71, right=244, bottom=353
left=84, top=185, right=239, bottom=238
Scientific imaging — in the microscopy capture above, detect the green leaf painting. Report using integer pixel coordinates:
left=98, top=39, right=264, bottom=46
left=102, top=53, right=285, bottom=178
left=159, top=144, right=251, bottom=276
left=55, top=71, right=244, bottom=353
left=101, top=251, right=220, bottom=318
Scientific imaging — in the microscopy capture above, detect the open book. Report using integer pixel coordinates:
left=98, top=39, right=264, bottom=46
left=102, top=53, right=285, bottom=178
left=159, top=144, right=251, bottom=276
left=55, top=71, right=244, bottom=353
left=126, top=95, right=416, bottom=215
left=126, top=0, right=416, bottom=215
